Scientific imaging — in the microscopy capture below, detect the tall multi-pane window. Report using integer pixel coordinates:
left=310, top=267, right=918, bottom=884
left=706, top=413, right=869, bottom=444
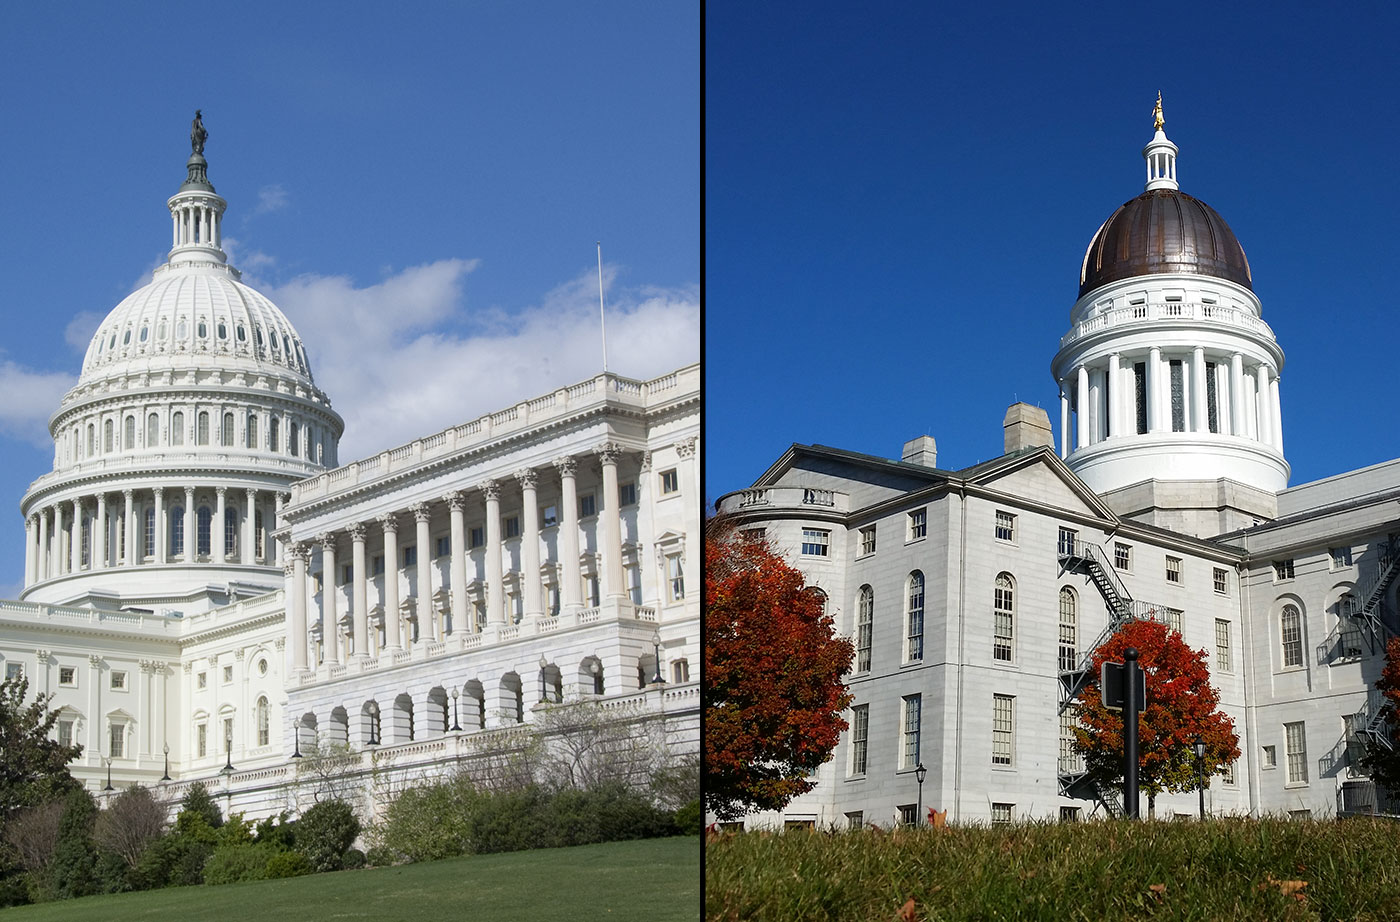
left=908, top=508, right=926, bottom=540
left=992, top=695, right=1015, bottom=765
left=906, top=571, right=924, bottom=662
left=196, top=507, right=212, bottom=556
left=1330, top=546, right=1353, bottom=570
left=859, top=526, right=876, bottom=556
left=1213, top=567, right=1228, bottom=594
left=58, top=720, right=74, bottom=748
left=224, top=510, right=238, bottom=558
left=1133, top=362, right=1148, bottom=434
left=993, top=573, right=1014, bottom=662
left=1338, top=595, right=1364, bottom=657
left=994, top=511, right=1016, bottom=542
left=1169, top=359, right=1185, bottom=431
left=1206, top=361, right=1219, bottom=433
left=171, top=411, right=185, bottom=446
left=290, top=422, right=300, bottom=457
left=667, top=555, right=685, bottom=601
left=247, top=414, right=259, bottom=449
left=124, top=416, right=135, bottom=450
left=901, top=694, right=921, bottom=769
left=1058, top=527, right=1078, bottom=556
left=849, top=704, right=869, bottom=775
left=1059, top=711, right=1082, bottom=774
left=197, top=412, right=210, bottom=445
left=222, top=412, right=234, bottom=446
left=104, top=419, right=114, bottom=452
left=1058, top=587, right=1077, bottom=672
left=254, top=510, right=265, bottom=559
left=257, top=696, right=270, bottom=747
left=1167, top=608, right=1183, bottom=634
left=170, top=506, right=185, bottom=557
left=269, top=417, right=280, bottom=451
left=1281, top=604, right=1303, bottom=667
left=1215, top=620, right=1232, bottom=672
left=109, top=722, right=125, bottom=759
left=856, top=586, right=873, bottom=672
left=146, top=413, right=159, bottom=446
left=143, top=508, right=155, bottom=559
left=1114, top=542, right=1132, bottom=570
left=1165, top=555, right=1182, bottom=584
left=1285, top=721, right=1308, bottom=784
left=801, top=529, right=830, bottom=557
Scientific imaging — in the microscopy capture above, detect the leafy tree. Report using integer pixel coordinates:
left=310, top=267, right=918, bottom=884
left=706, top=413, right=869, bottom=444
left=176, top=781, right=222, bottom=831
left=294, top=800, right=360, bottom=872
left=1072, top=619, right=1240, bottom=817
left=704, top=519, right=854, bottom=820
left=0, top=677, right=82, bottom=826
left=47, top=789, right=98, bottom=899
left=1357, top=636, right=1400, bottom=797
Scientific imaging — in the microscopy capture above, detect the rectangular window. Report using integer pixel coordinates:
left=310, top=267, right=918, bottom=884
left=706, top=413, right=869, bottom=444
left=1285, top=722, right=1308, bottom=785
left=1114, top=542, right=1132, bottom=571
left=1206, top=361, right=1219, bottom=433
left=627, top=565, right=643, bottom=606
left=58, top=720, right=73, bottom=748
left=341, top=564, right=353, bottom=585
left=1167, top=608, right=1182, bottom=634
left=403, top=545, right=417, bottom=567
left=469, top=526, right=484, bottom=549
left=992, top=694, right=1015, bottom=766
left=1059, top=806, right=1080, bottom=823
left=223, top=718, right=234, bottom=751
left=1262, top=745, right=1277, bottom=769
left=908, top=509, right=926, bottom=540
left=579, top=494, right=597, bottom=518
left=542, top=505, right=559, bottom=528
left=1274, top=559, right=1295, bottom=581
left=435, top=535, right=451, bottom=558
left=897, top=804, right=918, bottom=827
left=1215, top=620, right=1232, bottom=672
left=1222, top=760, right=1236, bottom=786
left=197, top=723, right=207, bottom=758
left=902, top=694, right=921, bottom=769
left=504, top=516, right=520, bottom=539
left=1331, top=547, right=1353, bottom=570
left=5, top=663, right=22, bottom=682
left=1134, top=362, right=1148, bottom=434
left=1058, top=527, right=1078, bottom=556
left=845, top=811, right=864, bottom=830
left=859, top=526, right=876, bottom=556
left=110, top=671, right=127, bottom=690
left=849, top=703, right=869, bottom=775
left=222, top=665, right=233, bottom=684
left=668, top=555, right=685, bottom=602
left=619, top=483, right=637, bottom=506
left=660, top=469, right=679, bottom=494
left=197, top=671, right=207, bottom=689
left=994, top=511, right=1016, bottom=543
left=1213, top=567, right=1228, bottom=594
left=801, top=529, right=830, bottom=557
left=991, top=803, right=1013, bottom=825
left=109, top=723, right=125, bottom=759
left=373, top=555, right=385, bottom=576
left=1165, top=555, right=1182, bottom=584
left=1170, top=359, right=1185, bottom=432
left=742, top=527, right=766, bottom=542
left=59, top=666, right=76, bottom=687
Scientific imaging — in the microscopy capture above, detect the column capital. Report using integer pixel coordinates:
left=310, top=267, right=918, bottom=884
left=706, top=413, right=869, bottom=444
left=122, top=488, right=134, bottom=500
left=152, top=486, right=165, bottom=499
left=34, top=649, right=51, bottom=664
left=378, top=513, right=400, bottom=534
left=318, top=532, right=337, bottom=552
left=638, top=450, right=653, bottom=472
left=348, top=522, right=367, bottom=542
left=596, top=442, right=625, bottom=465
left=515, top=469, right=539, bottom=490
left=443, top=491, right=467, bottom=511
left=674, top=437, right=697, bottom=460
left=411, top=502, right=433, bottom=523
left=289, top=542, right=309, bottom=561
left=88, top=654, right=103, bottom=669
left=215, top=486, right=227, bottom=498
left=553, top=456, right=578, bottom=477
left=481, top=480, right=501, bottom=502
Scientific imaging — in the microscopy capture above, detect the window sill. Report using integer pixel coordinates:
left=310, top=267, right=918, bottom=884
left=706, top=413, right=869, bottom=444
left=901, top=658, right=924, bottom=669
left=905, top=536, right=926, bottom=546
left=1283, top=782, right=1310, bottom=790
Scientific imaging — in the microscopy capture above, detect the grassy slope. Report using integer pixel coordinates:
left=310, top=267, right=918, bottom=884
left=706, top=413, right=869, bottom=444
left=4, top=836, right=700, bottom=922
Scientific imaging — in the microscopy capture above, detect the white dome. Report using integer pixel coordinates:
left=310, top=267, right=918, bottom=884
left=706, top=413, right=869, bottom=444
left=82, top=266, right=314, bottom=384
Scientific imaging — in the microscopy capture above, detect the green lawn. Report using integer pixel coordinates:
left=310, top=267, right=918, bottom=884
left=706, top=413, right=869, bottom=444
left=3, top=837, right=699, bottom=921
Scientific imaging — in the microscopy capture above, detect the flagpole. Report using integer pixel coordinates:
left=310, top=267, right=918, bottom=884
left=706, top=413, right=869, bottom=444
left=596, top=242, right=608, bottom=373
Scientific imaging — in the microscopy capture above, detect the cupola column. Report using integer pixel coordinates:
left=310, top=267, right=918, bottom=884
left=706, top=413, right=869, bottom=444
left=94, top=494, right=107, bottom=571
left=1191, top=348, right=1208, bottom=433
left=1147, top=347, right=1162, bottom=432
left=152, top=488, right=166, bottom=565
left=1230, top=353, right=1245, bottom=437
left=1255, top=365, right=1272, bottom=448
left=1107, top=354, right=1122, bottom=438
left=183, top=487, right=195, bottom=562
left=243, top=489, right=256, bottom=565
left=69, top=500, right=81, bottom=573
left=214, top=487, right=226, bottom=563
left=37, top=509, right=49, bottom=582
left=1271, top=375, right=1284, bottom=453
left=1076, top=366, right=1090, bottom=449
left=123, top=490, right=135, bottom=566
left=1058, top=382, right=1069, bottom=457
left=24, top=516, right=34, bottom=587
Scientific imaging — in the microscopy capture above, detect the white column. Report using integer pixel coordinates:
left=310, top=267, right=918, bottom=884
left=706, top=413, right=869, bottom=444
left=350, top=523, right=368, bottom=659
left=598, top=443, right=626, bottom=601
left=214, top=487, right=226, bottom=563
left=274, top=492, right=289, bottom=565
left=412, top=503, right=436, bottom=641
left=183, top=487, right=195, bottom=562
left=243, top=488, right=256, bottom=565
left=446, top=492, right=468, bottom=633
left=1271, top=373, right=1284, bottom=453
left=152, top=488, right=166, bottom=565
left=1191, top=347, right=1208, bottom=433
left=124, top=490, right=136, bottom=566
left=1147, top=347, right=1162, bottom=432
left=37, top=508, right=49, bottom=582
left=1088, top=370, right=1101, bottom=443
left=1255, top=364, right=1271, bottom=446
left=289, top=544, right=307, bottom=673
left=95, top=494, right=108, bottom=572
left=554, top=458, right=582, bottom=612
left=1075, top=366, right=1090, bottom=449
left=483, top=481, right=505, bottom=625
left=379, top=515, right=401, bottom=652
left=319, top=534, right=340, bottom=666
left=1058, top=384, right=1069, bottom=458
left=1106, top=354, right=1121, bottom=439
left=677, top=437, right=700, bottom=610
left=69, top=500, right=81, bottom=573
left=1230, top=353, right=1245, bottom=437
left=517, top=470, right=543, bottom=619
left=24, top=516, right=34, bottom=587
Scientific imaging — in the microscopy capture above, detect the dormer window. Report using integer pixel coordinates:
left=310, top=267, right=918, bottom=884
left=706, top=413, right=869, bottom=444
left=139, top=324, right=149, bottom=342
left=122, top=329, right=131, bottom=345
left=236, top=323, right=247, bottom=342
left=217, top=321, right=228, bottom=340
left=197, top=320, right=208, bottom=339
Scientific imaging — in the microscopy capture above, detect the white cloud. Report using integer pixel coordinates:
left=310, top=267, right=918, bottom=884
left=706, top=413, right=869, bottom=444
left=265, top=260, right=698, bottom=461
left=222, top=237, right=275, bottom=272
left=0, top=362, right=75, bottom=447
left=254, top=184, right=288, bottom=215
left=64, top=311, right=104, bottom=352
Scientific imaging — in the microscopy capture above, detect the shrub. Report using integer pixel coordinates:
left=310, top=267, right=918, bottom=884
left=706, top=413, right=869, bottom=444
left=295, top=800, right=360, bottom=872
left=254, top=812, right=296, bottom=850
left=201, top=842, right=277, bottom=885
left=549, top=783, right=673, bottom=847
left=364, top=845, right=400, bottom=867
left=48, top=789, right=98, bottom=899
left=264, top=850, right=312, bottom=879
left=342, top=848, right=366, bottom=870
left=468, top=785, right=554, bottom=854
left=177, top=782, right=222, bottom=831
left=133, top=830, right=214, bottom=889
left=673, top=799, right=702, bottom=836
left=375, top=779, right=477, bottom=862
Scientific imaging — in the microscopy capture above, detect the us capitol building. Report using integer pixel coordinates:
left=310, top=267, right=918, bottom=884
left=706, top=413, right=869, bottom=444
left=4, top=120, right=699, bottom=817
left=717, top=101, right=1399, bottom=825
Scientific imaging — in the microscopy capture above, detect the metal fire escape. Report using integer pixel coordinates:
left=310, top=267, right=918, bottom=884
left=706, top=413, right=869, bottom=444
left=1338, top=535, right=1400, bottom=656
left=1055, top=536, right=1182, bottom=817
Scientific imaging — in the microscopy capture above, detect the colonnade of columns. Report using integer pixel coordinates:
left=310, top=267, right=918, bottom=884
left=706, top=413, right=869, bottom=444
left=172, top=197, right=222, bottom=249
left=24, top=485, right=286, bottom=587
left=1057, top=349, right=1282, bottom=457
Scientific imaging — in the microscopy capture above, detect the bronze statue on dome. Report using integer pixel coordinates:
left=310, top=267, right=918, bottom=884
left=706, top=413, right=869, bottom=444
left=1152, top=92, right=1164, bottom=132
left=191, top=110, right=208, bottom=155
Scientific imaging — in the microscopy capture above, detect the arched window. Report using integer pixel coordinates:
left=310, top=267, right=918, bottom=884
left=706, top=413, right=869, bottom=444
left=124, top=416, right=135, bottom=450
left=289, top=422, right=300, bottom=457
left=256, top=696, right=269, bottom=747
left=807, top=587, right=828, bottom=617
left=856, top=586, right=873, bottom=672
left=197, top=412, right=209, bottom=446
left=906, top=571, right=924, bottom=663
left=196, top=507, right=212, bottom=556
left=171, top=412, right=185, bottom=446
left=146, top=413, right=159, bottom=446
left=170, top=506, right=185, bottom=557
left=1058, top=587, right=1078, bottom=672
left=103, top=419, right=113, bottom=452
left=86, top=423, right=94, bottom=457
left=80, top=516, right=90, bottom=568
left=224, top=509, right=238, bottom=557
left=1281, top=604, right=1303, bottom=667
left=994, top=573, right=1015, bottom=662
left=247, top=414, right=259, bottom=449
left=221, top=412, right=234, bottom=447
left=269, top=417, right=280, bottom=452
left=143, top=507, right=155, bottom=559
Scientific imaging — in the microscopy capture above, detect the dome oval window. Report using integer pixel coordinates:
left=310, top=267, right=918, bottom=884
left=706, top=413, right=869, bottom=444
left=176, top=320, right=188, bottom=340
left=109, top=333, right=117, bottom=350
left=282, top=334, right=291, bottom=355
left=255, top=326, right=264, bottom=347
left=236, top=324, right=247, bottom=342
left=97, top=336, right=106, bottom=354
left=197, top=320, right=208, bottom=339
left=157, top=321, right=167, bottom=340
left=122, top=329, right=131, bottom=345
left=139, top=324, right=149, bottom=343
left=217, top=321, right=228, bottom=340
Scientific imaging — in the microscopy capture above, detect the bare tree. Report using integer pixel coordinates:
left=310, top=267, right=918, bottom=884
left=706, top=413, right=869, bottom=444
left=292, top=737, right=363, bottom=806
left=94, top=785, right=168, bottom=868
left=532, top=697, right=665, bottom=792
left=461, top=726, right=540, bottom=793
left=2, top=799, right=63, bottom=874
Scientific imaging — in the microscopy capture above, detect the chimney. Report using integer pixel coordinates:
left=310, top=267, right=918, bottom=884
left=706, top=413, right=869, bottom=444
left=1003, top=403, right=1053, bottom=454
left=901, top=435, right=937, bottom=468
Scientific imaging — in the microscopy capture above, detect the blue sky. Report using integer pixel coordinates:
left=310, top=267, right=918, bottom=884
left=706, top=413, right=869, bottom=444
left=706, top=3, right=1400, bottom=504
left=0, top=2, right=698, bottom=596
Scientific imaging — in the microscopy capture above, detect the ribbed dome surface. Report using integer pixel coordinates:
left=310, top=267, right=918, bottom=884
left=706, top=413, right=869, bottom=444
left=1079, top=189, right=1252, bottom=297
left=81, top=267, right=314, bottom=383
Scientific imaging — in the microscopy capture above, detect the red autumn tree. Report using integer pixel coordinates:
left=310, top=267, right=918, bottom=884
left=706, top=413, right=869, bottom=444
left=704, top=519, right=854, bottom=820
left=1358, top=636, right=1400, bottom=796
left=1072, top=619, right=1239, bottom=817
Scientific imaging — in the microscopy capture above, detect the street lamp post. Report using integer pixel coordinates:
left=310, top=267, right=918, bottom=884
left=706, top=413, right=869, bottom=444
left=650, top=631, right=664, bottom=685
left=222, top=727, right=234, bottom=775
left=291, top=719, right=303, bottom=759
left=915, top=762, right=927, bottom=827
left=161, top=742, right=171, bottom=782
left=103, top=756, right=113, bottom=792
left=1193, top=736, right=1206, bottom=819
left=450, top=687, right=461, bottom=731
left=538, top=655, right=549, bottom=703
left=368, top=701, right=380, bottom=746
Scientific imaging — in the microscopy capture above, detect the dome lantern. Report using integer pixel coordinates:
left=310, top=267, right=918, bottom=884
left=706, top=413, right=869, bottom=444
left=166, top=110, right=230, bottom=272
left=1143, top=92, right=1179, bottom=192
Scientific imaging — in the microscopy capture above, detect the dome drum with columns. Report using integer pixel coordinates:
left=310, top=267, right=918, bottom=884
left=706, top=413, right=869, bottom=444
left=20, top=133, right=343, bottom=610
left=1051, top=99, right=1288, bottom=531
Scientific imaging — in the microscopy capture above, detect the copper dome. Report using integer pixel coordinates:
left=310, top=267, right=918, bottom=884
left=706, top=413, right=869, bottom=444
left=1079, top=189, right=1252, bottom=297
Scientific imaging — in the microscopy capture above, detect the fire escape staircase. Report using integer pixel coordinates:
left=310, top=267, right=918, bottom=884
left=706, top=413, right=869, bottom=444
left=1337, top=535, right=1400, bottom=657
left=1055, top=538, right=1182, bottom=817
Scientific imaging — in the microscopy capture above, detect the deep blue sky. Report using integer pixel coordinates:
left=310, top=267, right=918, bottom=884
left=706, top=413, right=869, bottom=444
left=0, top=2, right=698, bottom=597
left=706, top=3, right=1400, bottom=504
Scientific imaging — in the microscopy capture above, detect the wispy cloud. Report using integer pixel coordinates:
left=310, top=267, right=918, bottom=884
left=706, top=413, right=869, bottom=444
left=64, top=311, right=104, bottom=352
left=0, top=361, right=75, bottom=447
left=253, top=184, right=288, bottom=216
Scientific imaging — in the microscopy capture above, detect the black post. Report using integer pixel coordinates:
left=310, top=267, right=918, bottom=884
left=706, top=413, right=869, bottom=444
left=1123, top=647, right=1140, bottom=819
